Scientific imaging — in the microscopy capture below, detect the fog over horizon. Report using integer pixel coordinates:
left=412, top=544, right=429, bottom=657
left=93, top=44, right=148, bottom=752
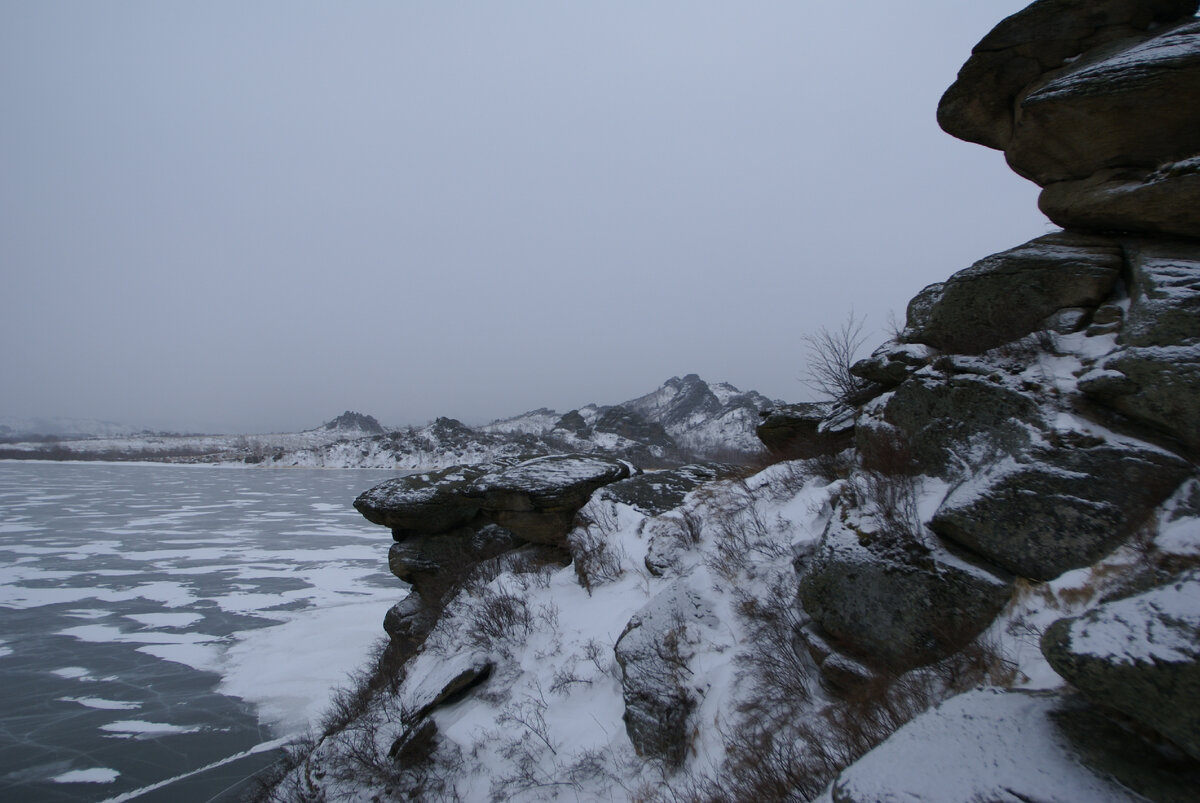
left=1, top=1, right=1048, bottom=435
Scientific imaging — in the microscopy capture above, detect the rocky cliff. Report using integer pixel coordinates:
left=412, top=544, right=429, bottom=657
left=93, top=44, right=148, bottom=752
left=265, top=2, right=1200, bottom=800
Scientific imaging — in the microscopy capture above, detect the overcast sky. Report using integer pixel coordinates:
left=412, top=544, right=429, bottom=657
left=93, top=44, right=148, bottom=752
left=1, top=0, right=1049, bottom=434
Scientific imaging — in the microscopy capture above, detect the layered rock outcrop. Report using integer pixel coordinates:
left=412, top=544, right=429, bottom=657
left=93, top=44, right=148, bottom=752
left=797, top=0, right=1200, bottom=791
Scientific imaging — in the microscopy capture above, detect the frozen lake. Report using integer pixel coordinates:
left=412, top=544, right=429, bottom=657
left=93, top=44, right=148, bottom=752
left=0, top=461, right=405, bottom=802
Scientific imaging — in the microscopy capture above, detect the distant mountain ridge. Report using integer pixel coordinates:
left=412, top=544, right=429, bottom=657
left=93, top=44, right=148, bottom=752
left=1, top=375, right=783, bottom=469
left=267, top=374, right=779, bottom=469
left=482, top=373, right=777, bottom=456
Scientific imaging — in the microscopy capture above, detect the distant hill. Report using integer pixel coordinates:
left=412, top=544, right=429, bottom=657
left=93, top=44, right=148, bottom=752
left=321, top=411, right=384, bottom=434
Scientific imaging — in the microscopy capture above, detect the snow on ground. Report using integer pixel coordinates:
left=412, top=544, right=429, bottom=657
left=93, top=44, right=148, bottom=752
left=815, top=689, right=1140, bottom=803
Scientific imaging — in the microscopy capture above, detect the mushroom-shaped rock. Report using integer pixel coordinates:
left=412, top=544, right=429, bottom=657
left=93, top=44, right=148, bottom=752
left=1042, top=573, right=1200, bottom=760
left=354, top=464, right=493, bottom=538
left=466, top=455, right=638, bottom=545
left=932, top=442, right=1193, bottom=581
left=902, top=232, right=1122, bottom=355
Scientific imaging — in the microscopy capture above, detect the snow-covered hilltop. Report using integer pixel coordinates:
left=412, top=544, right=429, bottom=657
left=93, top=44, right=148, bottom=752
left=263, top=2, right=1200, bottom=800
left=480, top=374, right=777, bottom=459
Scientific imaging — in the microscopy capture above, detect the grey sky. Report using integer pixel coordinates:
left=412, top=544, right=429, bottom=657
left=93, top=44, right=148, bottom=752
left=1, top=1, right=1047, bottom=434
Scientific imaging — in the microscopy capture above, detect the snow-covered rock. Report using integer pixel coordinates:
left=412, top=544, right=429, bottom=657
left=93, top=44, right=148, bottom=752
left=1042, top=572, right=1200, bottom=759
left=932, top=440, right=1192, bottom=580
left=902, top=231, right=1122, bottom=354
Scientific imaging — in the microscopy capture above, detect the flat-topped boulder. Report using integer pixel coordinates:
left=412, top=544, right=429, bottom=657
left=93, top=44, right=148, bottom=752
left=1042, top=573, right=1200, bottom=760
left=464, top=454, right=638, bottom=544
left=755, top=402, right=853, bottom=457
left=354, top=463, right=495, bottom=538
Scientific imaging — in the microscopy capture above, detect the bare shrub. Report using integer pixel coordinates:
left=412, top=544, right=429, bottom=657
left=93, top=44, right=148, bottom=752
left=705, top=484, right=788, bottom=581
left=569, top=526, right=627, bottom=595
left=549, top=661, right=592, bottom=696
left=802, top=310, right=870, bottom=404
left=465, top=583, right=533, bottom=651
left=583, top=639, right=609, bottom=676
left=319, top=637, right=408, bottom=737
left=733, top=577, right=815, bottom=719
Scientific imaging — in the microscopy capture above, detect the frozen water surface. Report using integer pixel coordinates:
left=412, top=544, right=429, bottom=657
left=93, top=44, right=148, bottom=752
left=0, top=462, right=404, bottom=802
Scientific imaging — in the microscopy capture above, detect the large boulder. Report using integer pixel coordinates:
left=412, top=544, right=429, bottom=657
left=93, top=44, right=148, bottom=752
left=940, top=0, right=1200, bottom=237
left=1080, top=348, right=1200, bottom=454
left=902, top=232, right=1122, bottom=355
left=797, top=505, right=1012, bottom=670
left=756, top=402, right=852, bottom=457
left=931, top=441, right=1192, bottom=580
left=465, top=455, right=638, bottom=544
left=614, top=581, right=719, bottom=767
left=938, top=0, right=1199, bottom=151
left=1042, top=573, right=1200, bottom=760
